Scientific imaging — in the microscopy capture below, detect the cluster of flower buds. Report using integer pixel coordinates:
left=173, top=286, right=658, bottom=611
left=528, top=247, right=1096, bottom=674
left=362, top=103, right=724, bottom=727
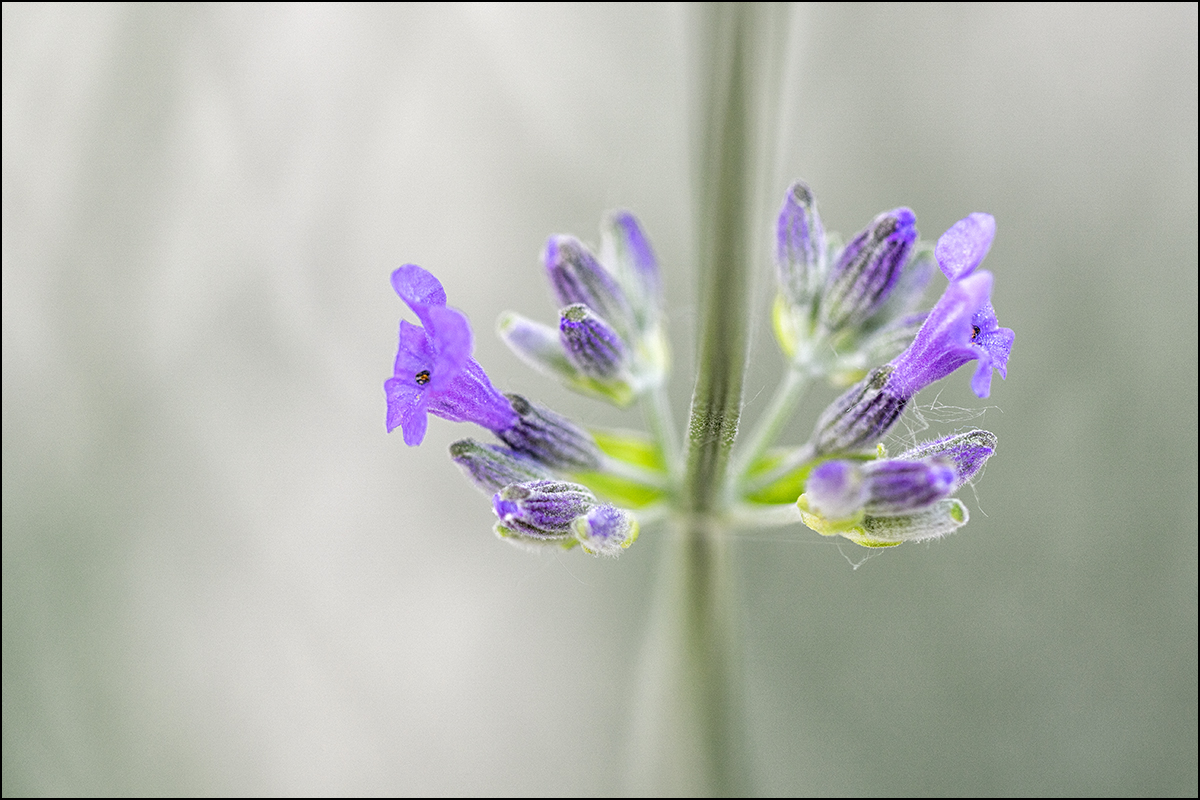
left=772, top=181, right=937, bottom=386
left=797, top=430, right=997, bottom=547
left=383, top=217, right=666, bottom=556
left=497, top=213, right=669, bottom=407
left=762, top=182, right=1013, bottom=546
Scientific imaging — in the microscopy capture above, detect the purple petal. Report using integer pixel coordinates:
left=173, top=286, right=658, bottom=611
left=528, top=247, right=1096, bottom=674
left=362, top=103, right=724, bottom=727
left=391, top=264, right=448, bottom=310
left=935, top=213, right=995, bottom=281
left=384, top=377, right=427, bottom=443
left=425, top=358, right=517, bottom=433
left=888, top=271, right=993, bottom=399
left=393, top=319, right=435, bottom=377
left=423, top=305, right=473, bottom=391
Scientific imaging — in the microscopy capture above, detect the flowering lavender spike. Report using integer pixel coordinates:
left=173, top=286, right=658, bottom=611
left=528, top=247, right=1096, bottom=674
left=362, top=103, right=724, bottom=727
left=572, top=504, right=639, bottom=557
left=820, top=208, right=918, bottom=331
left=544, top=235, right=634, bottom=336
left=810, top=365, right=908, bottom=455
left=385, top=265, right=518, bottom=445
left=600, top=211, right=661, bottom=325
left=449, top=438, right=552, bottom=494
left=898, top=429, right=997, bottom=490
left=776, top=180, right=827, bottom=308
left=496, top=394, right=603, bottom=472
left=559, top=303, right=630, bottom=379
left=934, top=212, right=995, bottom=281
left=492, top=480, right=597, bottom=539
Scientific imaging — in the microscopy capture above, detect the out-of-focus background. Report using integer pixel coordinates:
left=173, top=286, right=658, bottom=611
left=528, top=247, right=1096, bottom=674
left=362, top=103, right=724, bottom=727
left=4, top=4, right=1196, bottom=795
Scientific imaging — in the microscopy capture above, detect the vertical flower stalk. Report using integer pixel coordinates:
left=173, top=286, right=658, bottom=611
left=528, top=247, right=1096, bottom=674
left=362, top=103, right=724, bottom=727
left=634, top=4, right=787, bottom=795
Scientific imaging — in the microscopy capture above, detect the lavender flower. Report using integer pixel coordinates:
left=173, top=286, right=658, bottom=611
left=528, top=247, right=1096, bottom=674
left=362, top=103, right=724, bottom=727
left=385, top=265, right=518, bottom=446
left=889, top=214, right=1014, bottom=399
left=387, top=182, right=1015, bottom=555
left=499, top=213, right=668, bottom=408
left=808, top=214, right=1015, bottom=455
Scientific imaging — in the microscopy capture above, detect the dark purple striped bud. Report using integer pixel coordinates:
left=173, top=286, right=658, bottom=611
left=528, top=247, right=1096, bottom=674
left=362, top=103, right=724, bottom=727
left=810, top=366, right=907, bottom=455
left=496, top=394, right=602, bottom=472
left=544, top=235, right=633, bottom=336
left=559, top=303, right=630, bottom=379
left=492, top=480, right=597, bottom=539
left=820, top=208, right=917, bottom=331
left=897, top=429, right=997, bottom=490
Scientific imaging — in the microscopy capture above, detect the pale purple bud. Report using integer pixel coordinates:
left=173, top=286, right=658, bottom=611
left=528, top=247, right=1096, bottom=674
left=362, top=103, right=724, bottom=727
left=776, top=181, right=826, bottom=306
left=572, top=504, right=639, bottom=557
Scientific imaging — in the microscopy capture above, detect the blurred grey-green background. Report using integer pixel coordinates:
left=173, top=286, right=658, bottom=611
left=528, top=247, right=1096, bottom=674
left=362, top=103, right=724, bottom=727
left=3, top=4, right=1196, bottom=795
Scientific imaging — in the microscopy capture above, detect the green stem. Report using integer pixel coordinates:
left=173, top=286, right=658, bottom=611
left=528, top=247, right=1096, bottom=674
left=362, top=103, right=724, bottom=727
left=632, top=4, right=791, bottom=795
left=643, top=380, right=681, bottom=488
left=745, top=441, right=818, bottom=495
left=730, top=362, right=813, bottom=487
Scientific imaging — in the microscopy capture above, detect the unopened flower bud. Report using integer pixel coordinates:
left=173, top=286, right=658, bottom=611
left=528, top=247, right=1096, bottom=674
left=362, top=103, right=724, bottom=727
left=600, top=211, right=661, bottom=327
left=804, top=460, right=868, bottom=520
left=571, top=504, right=639, bottom=557
left=811, top=365, right=907, bottom=455
left=492, top=480, right=597, bottom=540
left=559, top=303, right=630, bottom=379
left=544, top=235, right=633, bottom=336
left=805, top=457, right=956, bottom=519
left=776, top=180, right=827, bottom=307
left=496, top=394, right=603, bottom=472
left=820, top=208, right=917, bottom=331
left=898, top=429, right=997, bottom=489
left=449, top=438, right=551, bottom=494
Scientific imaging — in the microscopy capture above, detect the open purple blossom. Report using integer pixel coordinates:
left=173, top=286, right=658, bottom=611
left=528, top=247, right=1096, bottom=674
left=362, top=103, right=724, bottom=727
left=888, top=214, right=1014, bottom=399
left=385, top=264, right=517, bottom=446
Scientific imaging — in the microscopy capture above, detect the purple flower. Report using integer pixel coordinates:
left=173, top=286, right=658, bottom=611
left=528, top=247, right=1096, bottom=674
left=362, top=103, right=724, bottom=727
left=887, top=214, right=1014, bottom=399
left=385, top=264, right=517, bottom=446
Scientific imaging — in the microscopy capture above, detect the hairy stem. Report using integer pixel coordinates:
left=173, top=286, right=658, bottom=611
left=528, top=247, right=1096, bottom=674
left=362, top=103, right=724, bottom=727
left=730, top=362, right=814, bottom=487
